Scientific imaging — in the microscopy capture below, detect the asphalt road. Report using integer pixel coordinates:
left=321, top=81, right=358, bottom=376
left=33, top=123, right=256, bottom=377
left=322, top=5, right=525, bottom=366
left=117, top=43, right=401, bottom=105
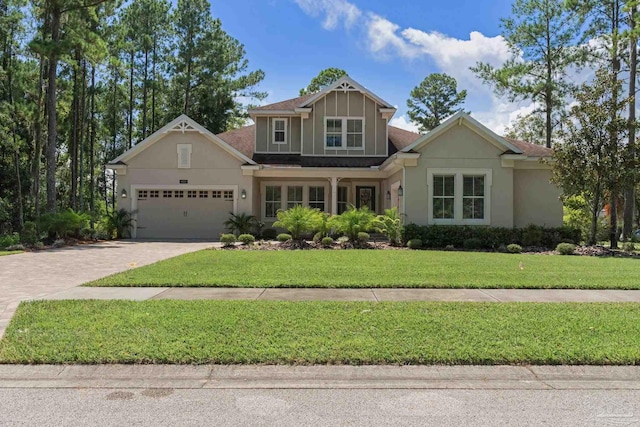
left=0, top=388, right=639, bottom=426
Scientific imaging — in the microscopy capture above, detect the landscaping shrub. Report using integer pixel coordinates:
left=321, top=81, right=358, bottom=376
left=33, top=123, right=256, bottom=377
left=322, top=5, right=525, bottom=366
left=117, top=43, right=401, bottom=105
left=238, top=234, right=255, bottom=245
left=506, top=244, right=522, bottom=254
left=407, top=239, right=422, bottom=249
left=556, top=242, right=576, bottom=255
left=357, top=232, right=370, bottom=242
left=321, top=237, right=334, bottom=247
left=220, top=234, right=236, bottom=247
left=52, top=239, right=66, bottom=248
left=463, top=238, right=482, bottom=250
left=277, top=233, right=292, bottom=242
left=0, top=232, right=20, bottom=249
left=20, top=221, right=38, bottom=245
left=376, top=207, right=403, bottom=246
left=224, top=212, right=257, bottom=236
left=312, top=232, right=323, bottom=242
left=273, top=205, right=323, bottom=241
left=262, top=228, right=277, bottom=240
left=39, top=209, right=89, bottom=239
left=80, top=227, right=96, bottom=240
left=402, top=223, right=580, bottom=249
left=103, top=209, right=134, bottom=239
left=5, top=243, right=25, bottom=251
left=522, top=224, right=544, bottom=247
left=329, top=205, right=378, bottom=243
left=622, top=242, right=635, bottom=253
left=336, top=236, right=349, bottom=244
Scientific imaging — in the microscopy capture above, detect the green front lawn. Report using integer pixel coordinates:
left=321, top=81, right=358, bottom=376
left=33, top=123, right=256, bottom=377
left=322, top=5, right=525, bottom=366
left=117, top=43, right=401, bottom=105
left=0, top=250, right=22, bottom=256
left=87, top=249, right=640, bottom=289
left=1, top=300, right=638, bottom=364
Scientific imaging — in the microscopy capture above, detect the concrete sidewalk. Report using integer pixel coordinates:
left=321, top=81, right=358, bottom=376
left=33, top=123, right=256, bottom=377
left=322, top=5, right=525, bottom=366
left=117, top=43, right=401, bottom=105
left=1, top=364, right=639, bottom=390
left=43, top=287, right=640, bottom=302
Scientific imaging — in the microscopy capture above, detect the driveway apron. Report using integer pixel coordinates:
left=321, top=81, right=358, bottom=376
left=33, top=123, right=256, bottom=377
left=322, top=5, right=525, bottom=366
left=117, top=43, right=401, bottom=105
left=0, top=240, right=214, bottom=337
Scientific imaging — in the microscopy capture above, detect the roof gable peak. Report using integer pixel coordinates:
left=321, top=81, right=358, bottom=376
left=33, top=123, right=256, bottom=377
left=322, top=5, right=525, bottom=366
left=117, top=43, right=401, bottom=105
left=299, top=75, right=395, bottom=109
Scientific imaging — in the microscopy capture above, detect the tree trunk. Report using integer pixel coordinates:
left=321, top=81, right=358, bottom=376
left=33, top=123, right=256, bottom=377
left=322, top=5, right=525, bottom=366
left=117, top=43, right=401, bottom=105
left=7, top=34, right=24, bottom=229
left=545, top=11, right=552, bottom=149
left=623, top=5, right=637, bottom=239
left=31, top=53, right=45, bottom=219
left=152, top=35, right=157, bottom=132
left=142, top=47, right=148, bottom=139
left=79, top=59, right=87, bottom=212
left=90, top=64, right=96, bottom=228
left=46, top=7, right=61, bottom=213
left=70, top=51, right=80, bottom=210
left=128, top=49, right=134, bottom=149
left=609, top=1, right=620, bottom=249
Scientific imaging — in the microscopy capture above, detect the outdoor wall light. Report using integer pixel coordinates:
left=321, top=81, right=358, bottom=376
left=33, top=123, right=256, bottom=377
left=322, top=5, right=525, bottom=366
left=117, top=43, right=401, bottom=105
left=386, top=190, right=391, bottom=201
left=398, top=185, right=404, bottom=197
left=121, top=189, right=127, bottom=198
left=241, top=189, right=247, bottom=199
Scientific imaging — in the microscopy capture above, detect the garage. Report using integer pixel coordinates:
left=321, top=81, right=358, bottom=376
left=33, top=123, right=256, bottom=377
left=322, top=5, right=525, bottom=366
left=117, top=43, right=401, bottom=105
left=134, top=188, right=235, bottom=239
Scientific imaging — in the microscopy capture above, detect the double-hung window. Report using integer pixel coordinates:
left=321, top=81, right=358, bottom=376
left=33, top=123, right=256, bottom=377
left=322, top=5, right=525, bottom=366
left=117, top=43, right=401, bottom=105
left=309, top=187, right=325, bottom=211
left=272, top=118, right=287, bottom=144
left=265, top=186, right=281, bottom=218
left=326, top=118, right=364, bottom=149
left=287, top=186, right=303, bottom=209
left=428, top=169, right=491, bottom=225
left=433, top=176, right=455, bottom=219
left=326, top=119, right=342, bottom=148
left=463, top=176, right=485, bottom=220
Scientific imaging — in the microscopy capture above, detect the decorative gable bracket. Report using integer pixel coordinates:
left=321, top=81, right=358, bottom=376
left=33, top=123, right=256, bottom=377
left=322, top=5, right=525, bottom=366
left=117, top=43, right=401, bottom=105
left=294, top=108, right=312, bottom=119
left=166, top=120, right=202, bottom=134
left=379, top=108, right=396, bottom=120
left=335, top=81, right=357, bottom=92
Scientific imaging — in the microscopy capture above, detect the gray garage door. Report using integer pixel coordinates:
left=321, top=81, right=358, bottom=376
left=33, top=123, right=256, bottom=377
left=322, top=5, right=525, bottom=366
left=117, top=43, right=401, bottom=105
left=135, top=189, right=234, bottom=239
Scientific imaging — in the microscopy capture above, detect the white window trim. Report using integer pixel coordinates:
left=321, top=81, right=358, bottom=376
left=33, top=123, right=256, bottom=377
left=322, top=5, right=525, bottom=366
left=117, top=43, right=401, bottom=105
left=324, top=117, right=365, bottom=149
left=272, top=118, right=288, bottom=145
left=177, top=144, right=192, bottom=169
left=260, top=181, right=330, bottom=220
left=426, top=169, right=492, bottom=226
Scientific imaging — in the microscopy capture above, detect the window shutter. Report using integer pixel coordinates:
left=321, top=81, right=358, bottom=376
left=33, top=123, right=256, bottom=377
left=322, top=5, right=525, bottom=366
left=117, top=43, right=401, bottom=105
left=177, top=144, right=191, bottom=168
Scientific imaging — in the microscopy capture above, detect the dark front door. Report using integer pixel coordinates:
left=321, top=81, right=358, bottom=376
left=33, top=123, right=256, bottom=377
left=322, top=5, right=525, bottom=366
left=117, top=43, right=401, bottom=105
left=356, top=186, right=376, bottom=212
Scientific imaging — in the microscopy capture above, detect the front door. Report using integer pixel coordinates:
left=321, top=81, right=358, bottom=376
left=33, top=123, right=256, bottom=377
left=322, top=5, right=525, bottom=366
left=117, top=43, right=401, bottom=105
left=356, top=186, right=376, bottom=212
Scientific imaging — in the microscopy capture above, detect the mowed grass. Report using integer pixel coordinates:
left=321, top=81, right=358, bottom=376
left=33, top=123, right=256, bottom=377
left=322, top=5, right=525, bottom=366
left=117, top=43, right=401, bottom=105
left=87, top=249, right=640, bottom=289
left=0, top=250, right=22, bottom=256
left=1, top=300, right=639, bottom=365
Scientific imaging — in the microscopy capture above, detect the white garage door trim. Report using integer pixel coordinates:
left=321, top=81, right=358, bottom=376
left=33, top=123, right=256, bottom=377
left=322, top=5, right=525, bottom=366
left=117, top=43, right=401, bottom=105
left=130, top=184, right=238, bottom=238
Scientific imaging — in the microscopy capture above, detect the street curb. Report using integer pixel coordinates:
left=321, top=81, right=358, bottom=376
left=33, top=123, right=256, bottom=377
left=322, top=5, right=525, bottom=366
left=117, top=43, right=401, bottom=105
left=0, top=365, right=639, bottom=390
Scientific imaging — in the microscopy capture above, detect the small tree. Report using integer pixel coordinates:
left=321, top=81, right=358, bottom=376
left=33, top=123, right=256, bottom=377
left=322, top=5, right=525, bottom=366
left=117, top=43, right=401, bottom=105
left=273, top=205, right=323, bottom=241
left=104, top=209, right=135, bottom=239
left=224, top=212, right=257, bottom=236
left=329, top=205, right=379, bottom=243
left=376, top=207, right=403, bottom=246
left=407, top=73, right=467, bottom=132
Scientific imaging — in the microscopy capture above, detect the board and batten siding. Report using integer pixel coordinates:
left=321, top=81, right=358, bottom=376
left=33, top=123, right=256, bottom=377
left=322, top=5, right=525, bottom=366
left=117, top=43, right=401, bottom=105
left=302, top=90, right=387, bottom=156
left=254, top=116, right=302, bottom=153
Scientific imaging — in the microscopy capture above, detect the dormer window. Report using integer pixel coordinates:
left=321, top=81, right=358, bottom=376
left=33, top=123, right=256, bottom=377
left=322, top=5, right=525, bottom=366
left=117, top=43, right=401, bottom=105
left=272, top=118, right=287, bottom=144
left=325, top=117, right=364, bottom=149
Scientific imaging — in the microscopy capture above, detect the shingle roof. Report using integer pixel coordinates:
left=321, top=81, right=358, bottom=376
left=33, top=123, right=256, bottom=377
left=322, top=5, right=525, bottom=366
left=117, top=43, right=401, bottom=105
left=251, top=94, right=316, bottom=111
left=214, top=124, right=551, bottom=167
left=215, top=125, right=254, bottom=159
left=503, top=138, right=553, bottom=157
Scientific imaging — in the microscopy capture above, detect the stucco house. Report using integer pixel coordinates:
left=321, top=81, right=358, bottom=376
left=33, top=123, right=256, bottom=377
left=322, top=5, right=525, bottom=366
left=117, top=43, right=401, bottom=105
left=107, top=76, right=562, bottom=239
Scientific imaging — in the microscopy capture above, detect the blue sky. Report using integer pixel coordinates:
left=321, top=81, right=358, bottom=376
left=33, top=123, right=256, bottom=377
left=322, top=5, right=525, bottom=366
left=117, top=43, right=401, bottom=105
left=212, top=0, right=535, bottom=134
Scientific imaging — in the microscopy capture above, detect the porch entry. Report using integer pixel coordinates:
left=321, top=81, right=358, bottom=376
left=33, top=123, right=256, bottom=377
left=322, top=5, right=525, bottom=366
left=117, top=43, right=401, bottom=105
left=356, top=186, right=376, bottom=211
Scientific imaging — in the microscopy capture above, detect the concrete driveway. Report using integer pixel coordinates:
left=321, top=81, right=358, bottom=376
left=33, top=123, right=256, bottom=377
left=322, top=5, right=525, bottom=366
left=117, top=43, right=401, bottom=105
left=0, top=240, right=215, bottom=336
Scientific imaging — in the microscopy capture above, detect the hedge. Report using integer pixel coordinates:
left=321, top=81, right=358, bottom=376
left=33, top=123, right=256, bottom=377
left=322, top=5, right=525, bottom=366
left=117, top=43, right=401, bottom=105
left=402, top=224, right=581, bottom=249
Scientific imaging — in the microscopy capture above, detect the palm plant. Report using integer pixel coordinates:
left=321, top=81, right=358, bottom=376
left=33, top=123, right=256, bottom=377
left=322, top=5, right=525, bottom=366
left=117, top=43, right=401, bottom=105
left=105, top=209, right=135, bottom=239
left=329, top=205, right=379, bottom=243
left=224, top=212, right=257, bottom=236
left=376, top=207, right=403, bottom=246
left=273, top=205, right=323, bottom=241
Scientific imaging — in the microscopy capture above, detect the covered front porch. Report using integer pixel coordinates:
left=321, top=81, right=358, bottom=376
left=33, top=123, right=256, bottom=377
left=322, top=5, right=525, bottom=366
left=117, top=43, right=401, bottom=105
left=241, top=165, right=405, bottom=224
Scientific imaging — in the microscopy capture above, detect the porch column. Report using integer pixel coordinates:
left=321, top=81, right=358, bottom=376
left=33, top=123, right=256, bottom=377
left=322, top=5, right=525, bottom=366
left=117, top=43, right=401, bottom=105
left=330, top=177, right=338, bottom=215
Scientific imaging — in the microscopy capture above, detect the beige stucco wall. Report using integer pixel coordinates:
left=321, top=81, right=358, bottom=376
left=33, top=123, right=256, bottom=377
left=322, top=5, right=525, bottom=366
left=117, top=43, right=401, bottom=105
left=382, top=169, right=403, bottom=212
left=513, top=168, right=563, bottom=227
left=254, top=116, right=301, bottom=153
left=116, top=132, right=254, bottom=215
left=301, top=91, right=387, bottom=156
left=403, top=124, right=514, bottom=227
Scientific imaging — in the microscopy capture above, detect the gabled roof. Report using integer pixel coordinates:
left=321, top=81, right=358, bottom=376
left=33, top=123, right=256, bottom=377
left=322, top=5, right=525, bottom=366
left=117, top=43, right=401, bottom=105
left=401, top=111, right=524, bottom=155
left=299, top=76, right=395, bottom=109
left=108, top=115, right=256, bottom=166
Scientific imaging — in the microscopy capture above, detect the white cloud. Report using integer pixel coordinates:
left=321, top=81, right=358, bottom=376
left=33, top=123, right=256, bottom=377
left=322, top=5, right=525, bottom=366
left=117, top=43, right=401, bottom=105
left=472, top=99, right=536, bottom=136
left=389, top=115, right=420, bottom=133
left=293, top=0, right=361, bottom=30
